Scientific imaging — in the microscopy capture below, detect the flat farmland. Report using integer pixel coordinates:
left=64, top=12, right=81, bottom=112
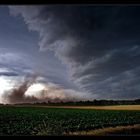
left=0, top=105, right=140, bottom=136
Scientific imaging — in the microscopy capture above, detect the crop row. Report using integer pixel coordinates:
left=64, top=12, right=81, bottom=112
left=0, top=106, right=140, bottom=135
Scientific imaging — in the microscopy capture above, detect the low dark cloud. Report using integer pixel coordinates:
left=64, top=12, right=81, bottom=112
left=0, top=72, right=18, bottom=76
left=9, top=6, right=140, bottom=99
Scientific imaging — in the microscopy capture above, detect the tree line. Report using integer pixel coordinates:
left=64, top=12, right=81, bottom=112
left=10, top=99, right=140, bottom=106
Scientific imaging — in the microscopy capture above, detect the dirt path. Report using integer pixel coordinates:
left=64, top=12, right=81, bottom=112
left=66, top=124, right=140, bottom=136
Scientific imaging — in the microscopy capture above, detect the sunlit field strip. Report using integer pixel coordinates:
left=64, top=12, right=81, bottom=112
left=31, top=105, right=140, bottom=110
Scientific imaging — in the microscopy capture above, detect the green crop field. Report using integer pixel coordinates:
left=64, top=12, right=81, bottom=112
left=0, top=106, right=140, bottom=136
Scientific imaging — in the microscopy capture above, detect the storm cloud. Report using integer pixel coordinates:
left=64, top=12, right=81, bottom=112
left=8, top=6, right=140, bottom=99
left=2, top=75, right=85, bottom=104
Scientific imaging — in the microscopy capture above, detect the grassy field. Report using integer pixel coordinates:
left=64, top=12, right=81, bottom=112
left=0, top=105, right=140, bottom=136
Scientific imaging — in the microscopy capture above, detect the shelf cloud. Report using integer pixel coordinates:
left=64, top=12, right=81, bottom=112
left=8, top=6, right=140, bottom=99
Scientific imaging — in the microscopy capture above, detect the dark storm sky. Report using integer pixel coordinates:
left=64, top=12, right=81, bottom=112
left=0, top=5, right=140, bottom=100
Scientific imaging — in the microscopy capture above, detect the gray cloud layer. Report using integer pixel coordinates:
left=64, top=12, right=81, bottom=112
left=9, top=6, right=140, bottom=99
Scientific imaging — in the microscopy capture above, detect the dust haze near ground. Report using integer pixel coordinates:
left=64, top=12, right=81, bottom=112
left=1, top=74, right=87, bottom=104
